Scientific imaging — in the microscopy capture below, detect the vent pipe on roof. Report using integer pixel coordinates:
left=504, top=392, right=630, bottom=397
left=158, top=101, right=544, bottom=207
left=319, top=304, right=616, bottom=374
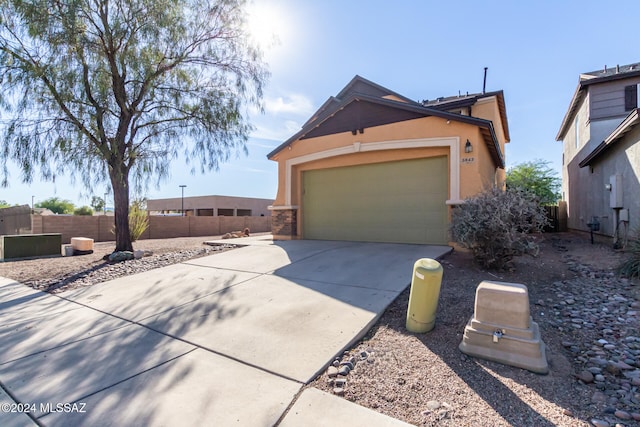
left=604, top=65, right=607, bottom=73
left=482, top=67, right=488, bottom=94
left=616, top=64, right=620, bottom=73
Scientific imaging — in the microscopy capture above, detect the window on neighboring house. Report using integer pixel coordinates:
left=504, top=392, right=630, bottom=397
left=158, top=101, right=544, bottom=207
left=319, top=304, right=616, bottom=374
left=574, top=116, right=579, bottom=148
left=625, top=84, right=639, bottom=111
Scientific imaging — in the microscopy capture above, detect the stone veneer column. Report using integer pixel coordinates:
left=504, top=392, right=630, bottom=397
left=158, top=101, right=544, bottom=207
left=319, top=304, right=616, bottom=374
left=270, top=207, right=298, bottom=239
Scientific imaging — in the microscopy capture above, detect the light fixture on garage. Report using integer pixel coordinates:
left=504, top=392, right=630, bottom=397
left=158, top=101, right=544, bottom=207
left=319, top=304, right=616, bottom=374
left=465, top=139, right=473, bottom=153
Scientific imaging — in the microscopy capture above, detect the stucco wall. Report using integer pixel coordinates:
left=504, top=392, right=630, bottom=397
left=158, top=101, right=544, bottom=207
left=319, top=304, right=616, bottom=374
left=561, top=95, right=591, bottom=208
left=271, top=115, right=498, bottom=207
left=565, top=125, right=640, bottom=236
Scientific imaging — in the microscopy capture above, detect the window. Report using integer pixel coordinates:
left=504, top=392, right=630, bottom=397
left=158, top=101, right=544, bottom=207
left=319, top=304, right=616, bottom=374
left=625, top=84, right=639, bottom=111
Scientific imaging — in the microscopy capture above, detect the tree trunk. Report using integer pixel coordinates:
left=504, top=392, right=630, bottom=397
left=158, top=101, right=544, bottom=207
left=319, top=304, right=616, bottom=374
left=110, top=168, right=133, bottom=252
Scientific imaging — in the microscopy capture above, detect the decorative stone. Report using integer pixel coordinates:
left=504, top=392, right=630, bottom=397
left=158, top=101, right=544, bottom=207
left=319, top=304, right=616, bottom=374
left=614, top=410, right=631, bottom=420
left=333, top=387, right=344, bottom=396
left=338, top=365, right=350, bottom=376
left=590, top=419, right=610, bottom=427
left=340, top=361, right=354, bottom=370
left=577, top=370, right=594, bottom=383
left=334, top=377, right=347, bottom=387
left=108, top=251, right=135, bottom=262
left=327, top=366, right=338, bottom=377
left=426, top=400, right=441, bottom=410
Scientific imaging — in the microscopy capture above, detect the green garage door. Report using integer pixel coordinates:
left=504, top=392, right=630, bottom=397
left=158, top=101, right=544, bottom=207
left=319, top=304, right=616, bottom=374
left=303, top=157, right=448, bottom=244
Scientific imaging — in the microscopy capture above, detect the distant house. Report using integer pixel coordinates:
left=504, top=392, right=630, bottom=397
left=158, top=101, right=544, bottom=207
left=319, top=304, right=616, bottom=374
left=146, top=195, right=273, bottom=217
left=556, top=62, right=640, bottom=243
left=267, top=75, right=510, bottom=244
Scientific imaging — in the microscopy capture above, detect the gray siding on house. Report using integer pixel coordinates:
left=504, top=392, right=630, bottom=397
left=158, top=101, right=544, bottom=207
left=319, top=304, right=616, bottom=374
left=565, top=125, right=640, bottom=237
left=589, top=77, right=640, bottom=120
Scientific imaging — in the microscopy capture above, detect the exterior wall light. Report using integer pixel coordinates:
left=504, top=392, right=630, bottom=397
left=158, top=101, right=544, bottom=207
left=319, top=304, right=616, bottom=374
left=465, top=139, right=473, bottom=153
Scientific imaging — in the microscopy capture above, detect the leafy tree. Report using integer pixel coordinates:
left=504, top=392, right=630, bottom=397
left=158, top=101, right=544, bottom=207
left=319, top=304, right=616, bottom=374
left=0, top=200, right=10, bottom=208
left=506, top=159, right=561, bottom=206
left=35, top=197, right=75, bottom=214
left=90, top=196, right=105, bottom=213
left=74, top=205, right=94, bottom=215
left=0, top=0, right=267, bottom=252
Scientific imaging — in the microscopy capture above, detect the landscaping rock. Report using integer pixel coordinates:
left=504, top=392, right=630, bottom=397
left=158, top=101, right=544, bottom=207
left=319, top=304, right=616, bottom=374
left=108, top=251, right=135, bottom=263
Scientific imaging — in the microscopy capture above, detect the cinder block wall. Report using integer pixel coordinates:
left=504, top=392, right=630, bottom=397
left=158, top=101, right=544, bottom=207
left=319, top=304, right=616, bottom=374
left=32, top=215, right=270, bottom=243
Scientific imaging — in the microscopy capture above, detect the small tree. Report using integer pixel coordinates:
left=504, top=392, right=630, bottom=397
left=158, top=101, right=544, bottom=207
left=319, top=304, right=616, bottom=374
left=90, top=196, right=105, bottom=213
left=0, top=200, right=9, bottom=208
left=0, top=0, right=267, bottom=253
left=451, top=187, right=549, bottom=270
left=74, top=206, right=94, bottom=216
left=35, top=197, right=75, bottom=214
left=506, top=159, right=561, bottom=206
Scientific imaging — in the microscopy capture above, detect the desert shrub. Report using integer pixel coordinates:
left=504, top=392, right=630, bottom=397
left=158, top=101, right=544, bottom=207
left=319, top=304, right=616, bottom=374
left=619, top=229, right=640, bottom=279
left=128, top=202, right=149, bottom=242
left=73, top=206, right=94, bottom=216
left=450, top=187, right=549, bottom=270
left=111, top=201, right=148, bottom=242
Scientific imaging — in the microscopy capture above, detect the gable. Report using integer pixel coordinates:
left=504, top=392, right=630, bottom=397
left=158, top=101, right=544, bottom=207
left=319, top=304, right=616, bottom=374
left=268, top=76, right=506, bottom=168
left=300, top=98, right=426, bottom=140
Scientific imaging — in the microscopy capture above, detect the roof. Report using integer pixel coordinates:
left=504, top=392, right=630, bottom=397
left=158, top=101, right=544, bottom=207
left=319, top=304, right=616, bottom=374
left=423, top=90, right=510, bottom=142
left=556, top=62, right=640, bottom=140
left=267, top=76, right=505, bottom=168
left=579, top=108, right=640, bottom=167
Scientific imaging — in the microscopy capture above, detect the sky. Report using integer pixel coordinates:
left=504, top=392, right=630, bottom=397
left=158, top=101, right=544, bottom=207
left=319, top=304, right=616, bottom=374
left=2, top=0, right=640, bottom=208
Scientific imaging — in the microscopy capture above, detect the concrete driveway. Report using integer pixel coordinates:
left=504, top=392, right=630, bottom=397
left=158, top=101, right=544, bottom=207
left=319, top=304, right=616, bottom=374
left=0, top=237, right=450, bottom=426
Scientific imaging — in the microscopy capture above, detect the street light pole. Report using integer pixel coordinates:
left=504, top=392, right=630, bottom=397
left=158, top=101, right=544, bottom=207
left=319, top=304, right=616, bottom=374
left=179, top=185, right=187, bottom=216
left=31, top=195, right=34, bottom=213
left=104, top=192, right=108, bottom=215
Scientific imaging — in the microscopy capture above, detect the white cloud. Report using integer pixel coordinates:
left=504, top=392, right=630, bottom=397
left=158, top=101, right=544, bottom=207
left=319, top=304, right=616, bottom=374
left=264, top=93, right=314, bottom=116
left=251, top=119, right=302, bottom=142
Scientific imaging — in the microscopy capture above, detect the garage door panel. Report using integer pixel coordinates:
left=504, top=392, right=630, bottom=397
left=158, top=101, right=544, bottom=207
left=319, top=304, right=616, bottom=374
left=302, top=157, right=448, bottom=244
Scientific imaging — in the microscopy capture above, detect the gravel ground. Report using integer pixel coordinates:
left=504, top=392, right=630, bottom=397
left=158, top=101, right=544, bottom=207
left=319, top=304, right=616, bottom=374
left=308, top=233, right=640, bottom=427
left=0, top=235, right=254, bottom=293
left=1, top=231, right=638, bottom=426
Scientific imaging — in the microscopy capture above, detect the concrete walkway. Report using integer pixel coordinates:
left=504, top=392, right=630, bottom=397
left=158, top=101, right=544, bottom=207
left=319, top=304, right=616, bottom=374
left=0, top=237, right=450, bottom=426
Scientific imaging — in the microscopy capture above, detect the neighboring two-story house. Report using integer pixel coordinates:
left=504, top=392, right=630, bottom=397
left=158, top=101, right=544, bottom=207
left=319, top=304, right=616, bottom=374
left=556, top=63, right=640, bottom=244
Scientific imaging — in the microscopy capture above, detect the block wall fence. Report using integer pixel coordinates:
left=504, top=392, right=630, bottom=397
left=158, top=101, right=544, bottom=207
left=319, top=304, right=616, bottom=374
left=31, top=215, right=270, bottom=244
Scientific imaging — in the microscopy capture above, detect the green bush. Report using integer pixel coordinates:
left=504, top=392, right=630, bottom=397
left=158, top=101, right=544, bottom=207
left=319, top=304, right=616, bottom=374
left=450, top=187, right=549, bottom=270
left=619, top=229, right=640, bottom=279
left=128, top=202, right=149, bottom=242
left=110, top=201, right=149, bottom=242
left=73, top=206, right=94, bottom=216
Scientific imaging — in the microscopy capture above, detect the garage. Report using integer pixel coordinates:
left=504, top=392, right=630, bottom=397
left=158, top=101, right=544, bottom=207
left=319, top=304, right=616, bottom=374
left=302, top=156, right=449, bottom=244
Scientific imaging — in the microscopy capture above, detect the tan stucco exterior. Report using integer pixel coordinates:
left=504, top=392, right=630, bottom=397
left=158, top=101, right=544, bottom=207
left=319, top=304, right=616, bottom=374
left=268, top=76, right=509, bottom=241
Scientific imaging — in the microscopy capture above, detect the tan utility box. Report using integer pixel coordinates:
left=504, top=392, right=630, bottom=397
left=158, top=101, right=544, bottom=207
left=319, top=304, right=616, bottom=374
left=71, top=237, right=94, bottom=252
left=459, top=281, right=548, bottom=374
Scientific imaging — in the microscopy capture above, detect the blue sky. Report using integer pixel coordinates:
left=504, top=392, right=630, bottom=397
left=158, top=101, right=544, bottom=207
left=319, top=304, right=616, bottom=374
left=2, top=0, right=639, bottom=207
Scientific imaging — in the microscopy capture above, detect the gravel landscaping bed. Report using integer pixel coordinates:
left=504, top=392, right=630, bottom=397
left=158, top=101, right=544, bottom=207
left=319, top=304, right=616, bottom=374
left=0, top=235, right=248, bottom=293
left=309, top=233, right=640, bottom=427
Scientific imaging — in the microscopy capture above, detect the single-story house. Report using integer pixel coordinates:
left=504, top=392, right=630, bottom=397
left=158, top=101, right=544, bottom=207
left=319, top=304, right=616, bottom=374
left=267, top=75, right=510, bottom=244
left=147, top=195, right=273, bottom=217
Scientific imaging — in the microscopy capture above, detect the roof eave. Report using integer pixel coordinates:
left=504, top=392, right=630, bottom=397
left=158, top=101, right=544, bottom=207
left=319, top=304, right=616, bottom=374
left=556, top=84, right=585, bottom=141
left=579, top=108, right=640, bottom=167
